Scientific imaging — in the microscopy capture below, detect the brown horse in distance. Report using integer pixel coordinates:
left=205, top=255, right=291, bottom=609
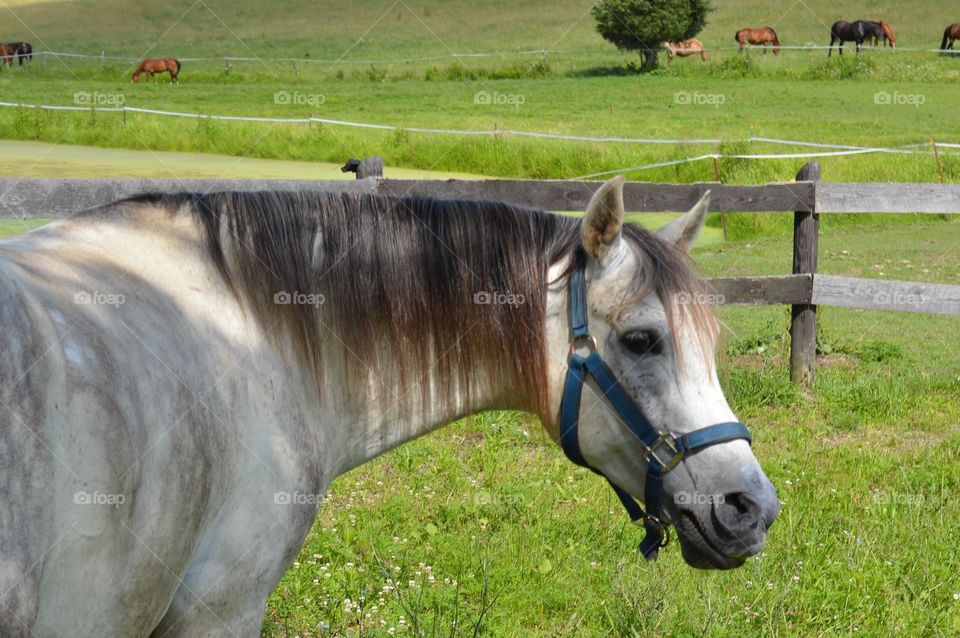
left=868, top=21, right=896, bottom=50
left=5, top=42, right=32, bottom=65
left=941, top=24, right=960, bottom=52
left=0, top=44, right=12, bottom=69
left=132, top=58, right=181, bottom=84
left=735, top=27, right=780, bottom=55
left=664, top=38, right=707, bottom=62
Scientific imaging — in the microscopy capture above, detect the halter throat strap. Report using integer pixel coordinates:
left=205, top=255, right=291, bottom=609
left=557, top=265, right=751, bottom=560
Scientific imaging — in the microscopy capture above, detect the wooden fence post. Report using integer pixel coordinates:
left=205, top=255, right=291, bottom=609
left=790, top=162, right=821, bottom=386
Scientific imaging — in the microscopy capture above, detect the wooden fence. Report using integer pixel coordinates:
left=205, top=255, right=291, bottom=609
left=2, top=157, right=958, bottom=386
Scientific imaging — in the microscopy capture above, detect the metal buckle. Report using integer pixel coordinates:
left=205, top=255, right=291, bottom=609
left=643, top=432, right=684, bottom=472
left=568, top=334, right=598, bottom=357
left=637, top=515, right=671, bottom=548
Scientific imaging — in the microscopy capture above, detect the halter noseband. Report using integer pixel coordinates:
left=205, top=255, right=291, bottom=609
left=558, top=265, right=752, bottom=560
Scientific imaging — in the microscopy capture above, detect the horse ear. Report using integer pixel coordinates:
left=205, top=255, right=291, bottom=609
left=656, top=190, right=711, bottom=253
left=582, top=176, right=625, bottom=265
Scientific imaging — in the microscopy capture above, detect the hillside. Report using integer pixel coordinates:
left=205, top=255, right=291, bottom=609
left=2, top=0, right=957, bottom=60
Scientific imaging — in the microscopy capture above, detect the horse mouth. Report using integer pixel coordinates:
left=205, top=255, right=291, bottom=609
left=672, top=509, right=763, bottom=570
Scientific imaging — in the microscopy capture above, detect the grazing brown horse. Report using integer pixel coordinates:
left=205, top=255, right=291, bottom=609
left=5, top=42, right=32, bottom=65
left=868, top=21, right=896, bottom=50
left=664, top=38, right=707, bottom=62
left=735, top=27, right=780, bottom=55
left=941, top=24, right=960, bottom=52
left=0, top=44, right=12, bottom=69
left=132, top=58, right=181, bottom=83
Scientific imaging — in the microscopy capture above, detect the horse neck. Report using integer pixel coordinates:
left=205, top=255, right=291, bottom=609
left=324, top=324, right=548, bottom=477
left=321, top=254, right=568, bottom=479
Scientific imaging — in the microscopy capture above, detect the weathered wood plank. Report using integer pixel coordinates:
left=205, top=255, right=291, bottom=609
left=378, top=179, right=816, bottom=213
left=818, top=183, right=960, bottom=213
left=704, top=275, right=813, bottom=306
left=0, top=178, right=378, bottom=218
left=811, top=275, right=960, bottom=315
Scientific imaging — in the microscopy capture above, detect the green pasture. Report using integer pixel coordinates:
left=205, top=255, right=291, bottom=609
left=1, top=0, right=960, bottom=199
left=3, top=0, right=960, bottom=65
left=2, top=69, right=959, bottom=194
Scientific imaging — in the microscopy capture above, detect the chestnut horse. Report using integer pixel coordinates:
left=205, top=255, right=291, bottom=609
left=829, top=20, right=884, bottom=56
left=132, top=58, right=181, bottom=84
left=5, top=42, right=32, bottom=65
left=735, top=27, right=780, bottom=55
left=665, top=38, right=707, bottom=62
left=941, top=24, right=960, bottom=52
left=0, top=44, right=12, bottom=69
left=868, top=21, right=896, bottom=50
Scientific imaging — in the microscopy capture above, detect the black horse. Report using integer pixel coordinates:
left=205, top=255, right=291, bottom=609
left=829, top=20, right=883, bottom=56
left=6, top=42, right=32, bottom=65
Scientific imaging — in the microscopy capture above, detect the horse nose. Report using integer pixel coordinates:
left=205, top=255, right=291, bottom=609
left=717, top=492, right=761, bottom=531
left=715, top=490, right=778, bottom=539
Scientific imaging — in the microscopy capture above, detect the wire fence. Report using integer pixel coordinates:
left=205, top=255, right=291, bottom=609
left=1, top=100, right=957, bottom=169
left=1, top=99, right=955, bottom=182
left=16, top=44, right=960, bottom=67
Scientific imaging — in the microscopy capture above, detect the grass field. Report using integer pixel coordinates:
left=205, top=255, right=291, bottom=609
left=2, top=0, right=960, bottom=193
left=3, top=213, right=958, bottom=637
left=3, top=0, right=959, bottom=62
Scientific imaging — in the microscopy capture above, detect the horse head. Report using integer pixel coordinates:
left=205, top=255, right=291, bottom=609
left=546, top=178, right=779, bottom=568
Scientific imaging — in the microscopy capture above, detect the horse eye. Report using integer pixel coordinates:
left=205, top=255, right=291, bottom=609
left=621, top=330, right=661, bottom=356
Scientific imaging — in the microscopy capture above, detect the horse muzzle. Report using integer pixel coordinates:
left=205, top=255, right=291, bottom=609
left=670, top=481, right=780, bottom=569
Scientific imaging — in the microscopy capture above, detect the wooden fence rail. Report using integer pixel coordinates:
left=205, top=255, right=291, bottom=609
left=1, top=158, right=958, bottom=386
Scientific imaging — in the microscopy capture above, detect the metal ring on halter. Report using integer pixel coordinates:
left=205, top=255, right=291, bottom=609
left=638, top=515, right=670, bottom=548
left=658, top=523, right=671, bottom=548
left=568, top=334, right=598, bottom=357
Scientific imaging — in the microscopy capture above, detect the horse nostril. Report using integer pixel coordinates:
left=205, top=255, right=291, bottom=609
left=718, top=492, right=762, bottom=530
left=725, top=492, right=751, bottom=515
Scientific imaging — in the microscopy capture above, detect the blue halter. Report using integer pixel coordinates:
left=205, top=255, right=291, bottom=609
left=558, top=265, right=752, bottom=560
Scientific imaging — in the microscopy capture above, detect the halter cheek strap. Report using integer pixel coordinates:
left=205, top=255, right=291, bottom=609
left=557, top=266, right=752, bottom=560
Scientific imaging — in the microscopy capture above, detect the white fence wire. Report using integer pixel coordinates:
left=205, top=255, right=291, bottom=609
left=21, top=45, right=960, bottom=66
left=0, top=100, right=955, bottom=179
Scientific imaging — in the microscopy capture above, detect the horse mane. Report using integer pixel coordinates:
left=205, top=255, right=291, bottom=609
left=125, top=191, right=714, bottom=421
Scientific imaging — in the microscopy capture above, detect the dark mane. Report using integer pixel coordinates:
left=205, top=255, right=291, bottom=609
left=126, top=191, right=713, bottom=421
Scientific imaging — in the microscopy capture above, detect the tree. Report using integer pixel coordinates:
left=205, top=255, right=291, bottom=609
left=592, top=0, right=709, bottom=71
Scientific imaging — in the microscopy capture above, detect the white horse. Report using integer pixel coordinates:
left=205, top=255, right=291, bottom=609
left=0, top=178, right=778, bottom=636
